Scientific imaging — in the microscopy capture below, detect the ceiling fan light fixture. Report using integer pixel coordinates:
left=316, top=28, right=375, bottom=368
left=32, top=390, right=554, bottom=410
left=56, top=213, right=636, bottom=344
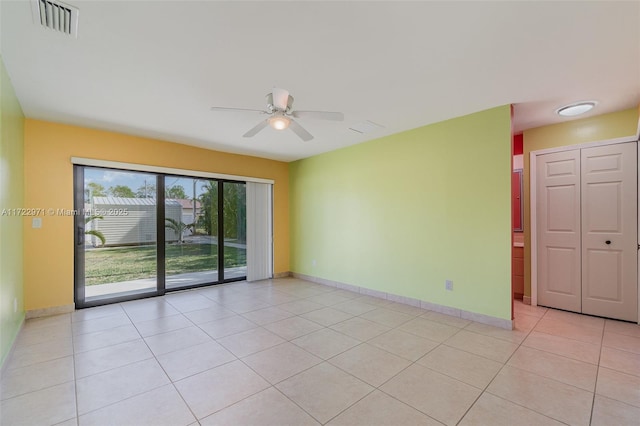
left=269, top=115, right=290, bottom=130
left=211, top=88, right=342, bottom=141
left=556, top=101, right=597, bottom=117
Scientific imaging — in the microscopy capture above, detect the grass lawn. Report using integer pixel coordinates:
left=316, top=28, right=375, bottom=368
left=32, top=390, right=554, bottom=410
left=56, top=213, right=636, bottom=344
left=85, top=243, right=246, bottom=285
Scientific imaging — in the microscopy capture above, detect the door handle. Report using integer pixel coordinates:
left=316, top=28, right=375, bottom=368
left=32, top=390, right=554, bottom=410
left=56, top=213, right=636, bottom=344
left=77, top=226, right=84, bottom=246
left=605, top=240, right=611, bottom=245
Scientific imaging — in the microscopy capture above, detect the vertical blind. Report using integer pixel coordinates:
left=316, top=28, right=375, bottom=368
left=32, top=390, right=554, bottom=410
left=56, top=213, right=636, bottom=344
left=246, top=182, right=273, bottom=281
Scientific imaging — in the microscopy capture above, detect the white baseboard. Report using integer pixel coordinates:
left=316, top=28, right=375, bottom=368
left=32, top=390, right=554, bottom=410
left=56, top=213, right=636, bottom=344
left=273, top=271, right=292, bottom=279
left=26, top=304, right=75, bottom=319
left=19, top=277, right=515, bottom=330
left=292, top=272, right=513, bottom=330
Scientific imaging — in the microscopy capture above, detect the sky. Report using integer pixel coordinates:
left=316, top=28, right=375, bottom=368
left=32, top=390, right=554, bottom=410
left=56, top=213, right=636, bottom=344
left=84, top=168, right=208, bottom=198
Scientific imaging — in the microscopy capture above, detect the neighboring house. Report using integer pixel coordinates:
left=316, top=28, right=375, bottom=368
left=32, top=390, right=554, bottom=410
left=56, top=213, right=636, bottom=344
left=90, top=197, right=182, bottom=246
left=171, top=199, right=202, bottom=236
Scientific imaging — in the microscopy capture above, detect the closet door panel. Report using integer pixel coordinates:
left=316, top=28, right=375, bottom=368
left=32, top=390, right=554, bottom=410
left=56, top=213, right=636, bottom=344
left=581, top=142, right=638, bottom=321
left=537, top=150, right=582, bottom=312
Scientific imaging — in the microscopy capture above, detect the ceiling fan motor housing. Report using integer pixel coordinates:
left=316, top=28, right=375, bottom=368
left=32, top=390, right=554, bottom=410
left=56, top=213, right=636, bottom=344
left=265, top=93, right=294, bottom=113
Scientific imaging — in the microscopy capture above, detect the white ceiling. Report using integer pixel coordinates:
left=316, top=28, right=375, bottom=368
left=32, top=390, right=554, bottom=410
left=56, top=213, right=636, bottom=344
left=1, top=1, right=639, bottom=162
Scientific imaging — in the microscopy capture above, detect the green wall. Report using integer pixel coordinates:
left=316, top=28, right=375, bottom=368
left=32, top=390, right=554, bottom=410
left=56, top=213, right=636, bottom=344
left=0, top=55, right=25, bottom=367
left=290, top=106, right=512, bottom=320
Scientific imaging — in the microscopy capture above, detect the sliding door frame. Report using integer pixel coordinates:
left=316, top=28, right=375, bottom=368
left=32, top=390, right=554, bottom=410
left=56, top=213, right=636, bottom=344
left=74, top=166, right=165, bottom=308
left=217, top=179, right=250, bottom=285
left=73, top=165, right=85, bottom=307
left=74, top=165, right=251, bottom=309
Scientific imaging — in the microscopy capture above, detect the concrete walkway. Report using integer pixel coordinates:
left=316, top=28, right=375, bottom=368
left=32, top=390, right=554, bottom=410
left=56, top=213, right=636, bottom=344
left=85, top=267, right=247, bottom=299
left=182, top=236, right=247, bottom=250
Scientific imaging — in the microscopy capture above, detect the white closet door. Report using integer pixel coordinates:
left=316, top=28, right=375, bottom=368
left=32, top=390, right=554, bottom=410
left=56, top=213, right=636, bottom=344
left=246, top=182, right=273, bottom=282
left=581, top=142, right=638, bottom=321
left=537, top=150, right=582, bottom=313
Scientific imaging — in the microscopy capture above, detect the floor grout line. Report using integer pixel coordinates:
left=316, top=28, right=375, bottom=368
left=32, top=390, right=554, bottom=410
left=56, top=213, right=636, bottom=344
left=123, top=301, right=201, bottom=424
left=589, top=319, right=607, bottom=426
left=452, top=307, right=555, bottom=425
left=4, top=280, right=640, bottom=425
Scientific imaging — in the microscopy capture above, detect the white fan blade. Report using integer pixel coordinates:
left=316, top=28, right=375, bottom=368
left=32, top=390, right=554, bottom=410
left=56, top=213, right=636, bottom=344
left=272, top=87, right=290, bottom=111
left=292, top=110, right=344, bottom=121
left=243, top=119, right=269, bottom=138
left=289, top=119, right=314, bottom=141
left=211, top=106, right=267, bottom=114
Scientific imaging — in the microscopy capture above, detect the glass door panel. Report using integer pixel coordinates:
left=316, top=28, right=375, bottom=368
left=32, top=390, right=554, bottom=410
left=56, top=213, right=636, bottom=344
left=164, top=177, right=219, bottom=289
left=75, top=167, right=249, bottom=308
left=222, top=182, right=247, bottom=280
left=79, top=167, right=158, bottom=304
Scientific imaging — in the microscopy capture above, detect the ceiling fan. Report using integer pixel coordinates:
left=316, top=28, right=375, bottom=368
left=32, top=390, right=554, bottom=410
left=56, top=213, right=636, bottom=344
left=210, top=88, right=344, bottom=141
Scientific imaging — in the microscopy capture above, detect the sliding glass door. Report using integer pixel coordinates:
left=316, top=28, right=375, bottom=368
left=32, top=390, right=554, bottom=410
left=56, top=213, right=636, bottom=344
left=76, top=167, right=160, bottom=304
left=75, top=167, right=247, bottom=308
left=222, top=182, right=247, bottom=280
left=164, top=177, right=218, bottom=290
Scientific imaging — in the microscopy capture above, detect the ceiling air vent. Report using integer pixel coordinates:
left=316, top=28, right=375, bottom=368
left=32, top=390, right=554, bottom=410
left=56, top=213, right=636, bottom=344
left=349, top=120, right=385, bottom=135
left=31, top=0, right=79, bottom=37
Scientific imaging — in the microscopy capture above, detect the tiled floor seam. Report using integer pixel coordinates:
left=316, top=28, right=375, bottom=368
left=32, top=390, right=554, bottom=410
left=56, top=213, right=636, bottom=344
left=317, top=387, right=378, bottom=425
left=0, top=377, right=76, bottom=404
left=453, top=308, right=549, bottom=425
left=503, top=325, right=604, bottom=369
left=343, top=321, right=468, bottom=384
left=590, top=317, right=607, bottom=426
left=71, top=321, right=80, bottom=423
left=370, top=388, right=444, bottom=426
left=1, top=351, right=72, bottom=374
left=7, top=283, right=638, bottom=426
left=319, top=347, right=436, bottom=426
left=189, top=383, right=273, bottom=422
left=161, top=307, right=361, bottom=423
left=504, top=363, right=596, bottom=392
left=518, top=340, right=600, bottom=366
left=135, top=296, right=274, bottom=424
left=272, top=384, right=327, bottom=425
left=392, top=318, right=467, bottom=343
left=76, top=382, right=170, bottom=421
left=479, top=390, right=573, bottom=426
left=229, top=310, right=439, bottom=424
left=233, top=359, right=326, bottom=424
left=329, top=340, right=444, bottom=422
left=236, top=342, right=321, bottom=384
left=122, top=303, right=205, bottom=424
left=602, top=330, right=640, bottom=351
left=532, top=328, right=603, bottom=346
left=169, top=356, right=239, bottom=382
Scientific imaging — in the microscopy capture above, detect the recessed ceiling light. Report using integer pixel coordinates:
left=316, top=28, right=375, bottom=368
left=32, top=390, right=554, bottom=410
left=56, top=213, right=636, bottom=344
left=556, top=101, right=597, bottom=117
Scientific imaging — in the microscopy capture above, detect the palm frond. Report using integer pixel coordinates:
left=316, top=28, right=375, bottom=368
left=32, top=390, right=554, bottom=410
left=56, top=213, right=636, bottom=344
left=165, top=218, right=194, bottom=243
left=85, top=215, right=104, bottom=224
left=85, top=230, right=106, bottom=246
left=164, top=217, right=180, bottom=229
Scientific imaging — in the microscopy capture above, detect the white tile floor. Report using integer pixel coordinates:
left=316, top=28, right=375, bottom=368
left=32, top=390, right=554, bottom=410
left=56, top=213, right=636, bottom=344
left=2, top=277, right=640, bottom=425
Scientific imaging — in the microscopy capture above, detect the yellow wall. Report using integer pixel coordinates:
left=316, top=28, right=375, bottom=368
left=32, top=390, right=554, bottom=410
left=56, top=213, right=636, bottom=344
left=522, top=108, right=639, bottom=298
left=24, top=120, right=289, bottom=311
left=0, top=55, right=25, bottom=366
